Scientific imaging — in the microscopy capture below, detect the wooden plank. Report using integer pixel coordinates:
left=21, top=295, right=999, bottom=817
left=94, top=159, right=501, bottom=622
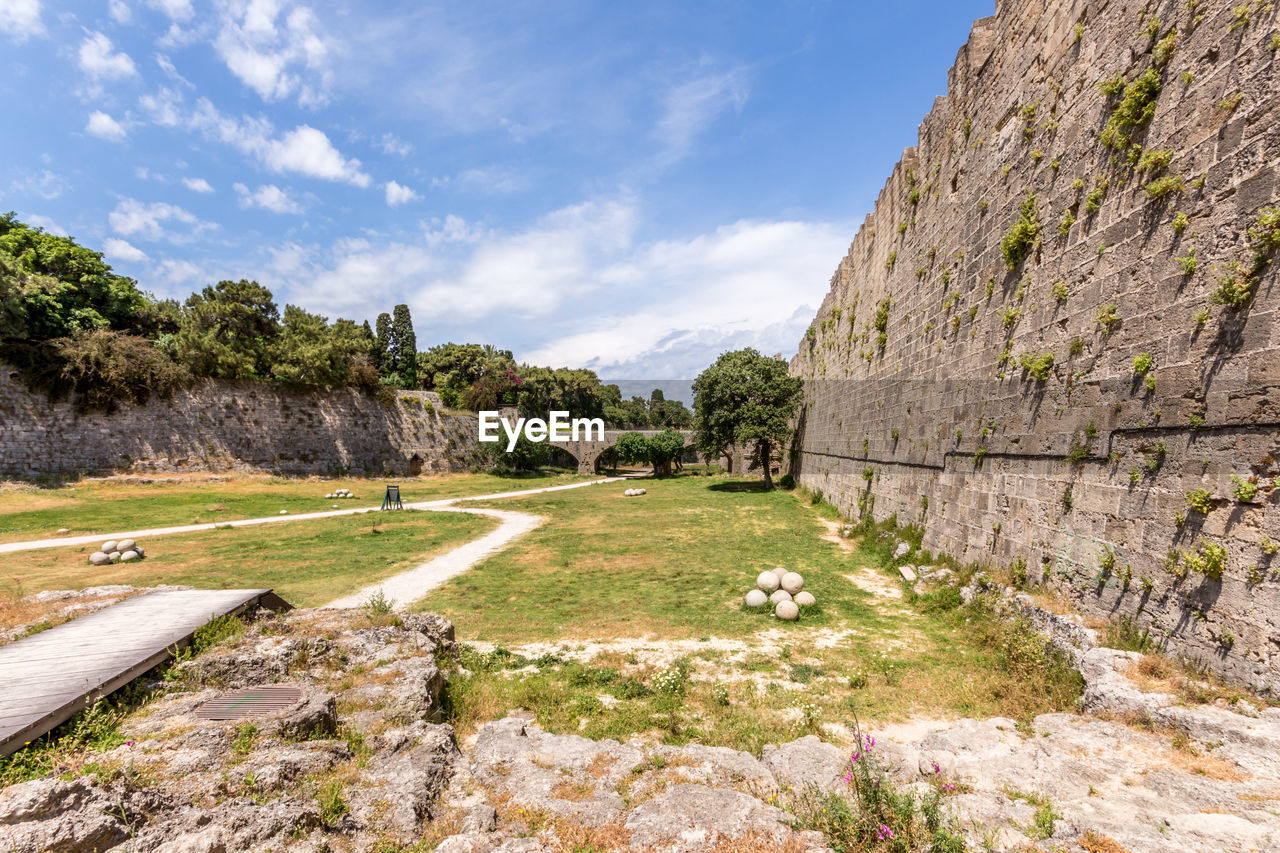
left=0, top=588, right=288, bottom=757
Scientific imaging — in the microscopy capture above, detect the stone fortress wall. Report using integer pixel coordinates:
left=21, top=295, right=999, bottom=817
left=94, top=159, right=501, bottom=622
left=0, top=367, right=483, bottom=479
left=790, top=0, right=1280, bottom=690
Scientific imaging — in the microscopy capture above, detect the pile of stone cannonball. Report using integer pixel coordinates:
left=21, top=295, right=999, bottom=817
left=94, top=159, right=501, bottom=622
left=88, top=538, right=145, bottom=566
left=624, top=487, right=647, bottom=497
left=744, top=567, right=815, bottom=621
left=326, top=488, right=357, bottom=499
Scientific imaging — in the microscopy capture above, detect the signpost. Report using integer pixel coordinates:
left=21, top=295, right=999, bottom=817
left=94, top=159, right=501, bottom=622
left=381, top=484, right=404, bottom=511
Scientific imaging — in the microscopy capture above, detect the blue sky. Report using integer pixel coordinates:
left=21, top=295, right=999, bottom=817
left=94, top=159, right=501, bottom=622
left=1, top=0, right=992, bottom=379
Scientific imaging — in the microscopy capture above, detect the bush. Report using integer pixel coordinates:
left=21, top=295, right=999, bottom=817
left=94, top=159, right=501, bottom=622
left=1001, top=193, right=1042, bottom=269
left=50, top=330, right=191, bottom=412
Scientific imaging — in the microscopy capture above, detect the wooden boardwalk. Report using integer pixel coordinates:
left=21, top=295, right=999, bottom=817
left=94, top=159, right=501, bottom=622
left=0, top=588, right=288, bottom=757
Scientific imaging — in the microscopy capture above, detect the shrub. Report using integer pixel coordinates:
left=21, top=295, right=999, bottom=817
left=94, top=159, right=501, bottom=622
left=1052, top=280, right=1068, bottom=302
left=46, top=330, right=191, bottom=413
left=1211, top=261, right=1255, bottom=307
left=1230, top=474, right=1258, bottom=503
left=1100, top=69, right=1161, bottom=149
left=1218, top=92, right=1243, bottom=112
left=1171, top=211, right=1189, bottom=234
left=1132, top=353, right=1153, bottom=374
left=1019, top=351, right=1054, bottom=381
left=1001, top=306, right=1022, bottom=330
left=885, top=250, right=897, bottom=271
left=1136, top=148, right=1173, bottom=174
left=1059, top=209, right=1076, bottom=235
left=1001, top=193, right=1042, bottom=269
left=1096, top=303, right=1121, bottom=334
left=1145, top=174, right=1185, bottom=199
left=1177, top=247, right=1198, bottom=275
left=1186, top=488, right=1213, bottom=514
left=1260, top=535, right=1279, bottom=557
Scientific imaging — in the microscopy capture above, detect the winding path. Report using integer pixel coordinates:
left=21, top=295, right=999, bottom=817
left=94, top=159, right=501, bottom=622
left=0, top=477, right=629, bottom=608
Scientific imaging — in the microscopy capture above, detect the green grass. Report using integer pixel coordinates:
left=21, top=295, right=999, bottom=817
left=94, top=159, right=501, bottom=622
left=6, top=509, right=495, bottom=607
left=429, top=475, right=1084, bottom=750
left=0, top=470, right=588, bottom=544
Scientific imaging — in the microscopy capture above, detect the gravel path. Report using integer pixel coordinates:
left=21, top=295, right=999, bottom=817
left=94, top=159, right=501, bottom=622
left=0, top=477, right=623, bottom=556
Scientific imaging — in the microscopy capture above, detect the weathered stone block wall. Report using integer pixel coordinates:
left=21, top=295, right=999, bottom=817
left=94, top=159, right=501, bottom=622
left=0, top=367, right=483, bottom=478
left=791, top=0, right=1280, bottom=691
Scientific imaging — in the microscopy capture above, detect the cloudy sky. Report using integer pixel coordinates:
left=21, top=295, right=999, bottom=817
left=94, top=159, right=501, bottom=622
left=2, top=0, right=992, bottom=379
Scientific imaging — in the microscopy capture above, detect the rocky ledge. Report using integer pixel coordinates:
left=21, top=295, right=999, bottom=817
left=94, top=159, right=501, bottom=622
left=2, top=601, right=1279, bottom=852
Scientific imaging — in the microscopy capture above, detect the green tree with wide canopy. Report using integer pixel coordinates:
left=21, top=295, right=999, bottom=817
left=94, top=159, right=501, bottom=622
left=692, top=348, right=802, bottom=489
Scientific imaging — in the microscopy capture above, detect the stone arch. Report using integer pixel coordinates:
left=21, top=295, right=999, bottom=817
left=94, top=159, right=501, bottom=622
left=407, top=453, right=424, bottom=475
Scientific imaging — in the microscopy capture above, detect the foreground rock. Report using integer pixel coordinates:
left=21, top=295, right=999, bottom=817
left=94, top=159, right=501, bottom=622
left=4, top=596, right=1280, bottom=852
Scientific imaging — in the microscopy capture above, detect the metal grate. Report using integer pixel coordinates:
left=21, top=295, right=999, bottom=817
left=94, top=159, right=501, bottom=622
left=195, top=685, right=304, bottom=721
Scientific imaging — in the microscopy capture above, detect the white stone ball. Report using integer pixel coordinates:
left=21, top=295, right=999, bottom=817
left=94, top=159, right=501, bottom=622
left=794, top=591, right=816, bottom=607
left=781, top=572, right=805, bottom=594
left=332, top=504, right=340, bottom=508
left=135, top=547, right=145, bottom=557
left=771, top=567, right=788, bottom=580
left=118, top=539, right=136, bottom=552
left=280, top=510, right=289, bottom=514
left=745, top=589, right=768, bottom=608
left=89, top=551, right=111, bottom=566
left=639, top=488, right=646, bottom=495
left=101, top=540, right=118, bottom=554
left=756, top=571, right=780, bottom=593
left=775, top=600, right=799, bottom=621
left=770, top=589, right=793, bottom=604
left=326, top=493, right=334, bottom=499
left=108, top=551, right=122, bottom=563
left=120, top=550, right=139, bottom=562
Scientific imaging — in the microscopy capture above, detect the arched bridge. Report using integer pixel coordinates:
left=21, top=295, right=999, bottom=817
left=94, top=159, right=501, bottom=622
left=550, top=430, right=697, bottom=474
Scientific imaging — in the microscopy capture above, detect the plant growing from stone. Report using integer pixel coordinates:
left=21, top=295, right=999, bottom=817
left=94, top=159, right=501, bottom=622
left=1186, top=488, right=1213, bottom=514
left=1260, top=536, right=1279, bottom=557
left=1001, top=193, right=1042, bottom=269
left=1230, top=474, right=1258, bottom=503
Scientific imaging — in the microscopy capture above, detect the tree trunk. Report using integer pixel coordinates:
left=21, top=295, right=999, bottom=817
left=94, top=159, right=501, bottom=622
left=759, top=440, right=773, bottom=489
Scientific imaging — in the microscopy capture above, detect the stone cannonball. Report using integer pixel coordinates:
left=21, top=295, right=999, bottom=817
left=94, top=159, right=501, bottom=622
left=794, top=591, right=816, bottom=607
left=101, top=540, right=118, bottom=554
left=89, top=551, right=111, bottom=566
left=775, top=600, right=799, bottom=621
left=744, top=589, right=768, bottom=608
left=771, top=567, right=788, bottom=580
left=769, top=589, right=793, bottom=604
left=756, top=571, right=780, bottom=593
left=781, top=572, right=805, bottom=594
left=108, top=551, right=122, bottom=563
left=135, top=547, right=145, bottom=557
left=117, top=539, right=136, bottom=552
left=120, top=550, right=140, bottom=562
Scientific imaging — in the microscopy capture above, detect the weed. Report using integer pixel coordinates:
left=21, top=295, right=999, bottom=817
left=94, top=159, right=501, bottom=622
left=1172, top=211, right=1189, bottom=234
left=1230, top=474, right=1258, bottom=503
left=1001, top=193, right=1042, bottom=269
left=1132, top=353, right=1152, bottom=374
left=1019, top=352, right=1054, bottom=381
left=1186, top=488, right=1213, bottom=515
left=1100, top=70, right=1161, bottom=150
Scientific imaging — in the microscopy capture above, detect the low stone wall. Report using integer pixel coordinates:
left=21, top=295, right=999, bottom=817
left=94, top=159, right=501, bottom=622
left=0, top=367, right=483, bottom=479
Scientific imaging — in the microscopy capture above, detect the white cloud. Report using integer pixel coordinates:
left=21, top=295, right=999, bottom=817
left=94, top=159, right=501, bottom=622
left=108, top=197, right=213, bottom=242
left=377, top=133, right=411, bottom=157
left=86, top=110, right=128, bottom=141
left=108, top=0, right=131, bottom=23
left=146, top=0, right=193, bottom=21
left=261, top=125, right=370, bottom=186
left=11, top=170, right=65, bottom=200
left=653, top=67, right=749, bottom=168
left=432, top=166, right=530, bottom=195
left=0, top=0, right=44, bottom=41
left=102, top=237, right=148, bottom=262
left=214, top=1, right=337, bottom=106
left=249, top=195, right=847, bottom=376
left=182, top=176, right=214, bottom=193
left=22, top=213, right=66, bottom=236
left=234, top=182, right=303, bottom=214
left=171, top=97, right=370, bottom=186
left=78, top=31, right=138, bottom=81
left=384, top=180, right=419, bottom=206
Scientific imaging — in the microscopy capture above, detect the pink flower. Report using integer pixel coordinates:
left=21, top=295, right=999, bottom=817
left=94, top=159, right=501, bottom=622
left=876, top=823, right=894, bottom=840
left=932, top=760, right=941, bottom=774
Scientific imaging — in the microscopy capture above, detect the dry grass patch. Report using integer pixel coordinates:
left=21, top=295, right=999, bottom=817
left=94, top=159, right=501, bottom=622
left=550, top=778, right=596, bottom=801
left=1078, top=829, right=1135, bottom=853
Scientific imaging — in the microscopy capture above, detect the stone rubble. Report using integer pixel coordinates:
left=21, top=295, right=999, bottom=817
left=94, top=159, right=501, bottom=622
left=2, top=599, right=1279, bottom=852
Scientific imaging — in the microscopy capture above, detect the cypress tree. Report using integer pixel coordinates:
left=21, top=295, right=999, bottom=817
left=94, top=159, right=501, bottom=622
left=390, top=304, right=417, bottom=387
left=374, top=312, right=392, bottom=374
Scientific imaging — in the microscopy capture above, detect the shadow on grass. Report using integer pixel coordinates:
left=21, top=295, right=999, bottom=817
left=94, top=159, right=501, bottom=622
left=707, top=481, right=769, bottom=493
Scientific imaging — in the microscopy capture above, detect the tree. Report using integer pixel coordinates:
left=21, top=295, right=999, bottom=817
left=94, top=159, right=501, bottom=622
left=647, top=428, right=685, bottom=477
left=614, top=432, right=652, bottom=469
left=373, top=312, right=392, bottom=374
left=389, top=304, right=417, bottom=387
left=174, top=279, right=279, bottom=379
left=269, top=306, right=369, bottom=386
left=692, top=348, right=802, bottom=489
